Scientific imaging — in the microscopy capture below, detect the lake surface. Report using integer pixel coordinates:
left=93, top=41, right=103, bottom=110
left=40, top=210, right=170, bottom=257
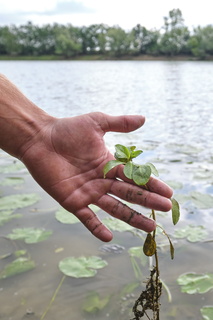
left=0, top=60, right=213, bottom=320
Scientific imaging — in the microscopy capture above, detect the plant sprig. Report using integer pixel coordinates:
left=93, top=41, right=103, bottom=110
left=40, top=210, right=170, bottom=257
left=103, top=144, right=180, bottom=320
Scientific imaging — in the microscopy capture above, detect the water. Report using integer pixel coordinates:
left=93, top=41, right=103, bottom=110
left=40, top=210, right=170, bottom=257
left=0, top=60, right=213, bottom=320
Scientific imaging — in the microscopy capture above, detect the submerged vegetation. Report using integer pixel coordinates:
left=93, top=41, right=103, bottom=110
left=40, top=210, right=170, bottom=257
left=0, top=9, right=213, bottom=60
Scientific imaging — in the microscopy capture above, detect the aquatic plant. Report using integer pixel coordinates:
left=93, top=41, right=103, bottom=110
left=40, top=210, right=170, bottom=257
left=104, top=144, right=180, bottom=320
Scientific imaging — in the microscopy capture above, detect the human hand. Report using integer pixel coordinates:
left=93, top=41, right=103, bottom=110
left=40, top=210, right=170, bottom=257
left=21, top=112, right=173, bottom=242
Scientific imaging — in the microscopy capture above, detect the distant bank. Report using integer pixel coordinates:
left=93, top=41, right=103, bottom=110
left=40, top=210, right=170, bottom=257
left=1, top=54, right=213, bottom=61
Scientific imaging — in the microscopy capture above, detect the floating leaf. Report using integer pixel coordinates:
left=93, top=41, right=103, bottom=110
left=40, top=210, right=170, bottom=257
left=143, top=233, right=156, bottom=256
left=174, top=225, right=208, bottom=242
left=175, top=192, right=213, bottom=209
left=55, top=208, right=80, bottom=224
left=171, top=198, right=180, bottom=225
left=0, top=257, right=35, bottom=279
left=165, top=180, right=183, bottom=190
left=0, top=210, right=22, bottom=226
left=177, top=273, right=213, bottom=294
left=59, top=256, right=108, bottom=278
left=0, top=177, right=24, bottom=186
left=200, top=306, right=213, bottom=320
left=0, top=193, right=40, bottom=211
left=14, top=250, right=27, bottom=257
left=102, top=217, right=135, bottom=232
left=146, top=162, right=159, bottom=177
left=190, top=191, right=213, bottom=209
left=7, top=227, right=52, bottom=243
left=103, top=160, right=124, bottom=177
left=83, top=291, right=110, bottom=313
left=0, top=162, right=25, bottom=173
left=132, top=165, right=151, bottom=185
left=123, top=161, right=134, bottom=179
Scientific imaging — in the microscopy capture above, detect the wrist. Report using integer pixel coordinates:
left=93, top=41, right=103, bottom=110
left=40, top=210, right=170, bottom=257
left=0, top=74, right=54, bottom=159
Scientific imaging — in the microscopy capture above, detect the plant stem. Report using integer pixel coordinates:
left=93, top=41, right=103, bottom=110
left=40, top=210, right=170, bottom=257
left=40, top=275, right=66, bottom=320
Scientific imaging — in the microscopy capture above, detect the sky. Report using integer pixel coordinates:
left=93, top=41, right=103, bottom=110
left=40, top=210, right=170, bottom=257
left=0, top=0, right=212, bottom=30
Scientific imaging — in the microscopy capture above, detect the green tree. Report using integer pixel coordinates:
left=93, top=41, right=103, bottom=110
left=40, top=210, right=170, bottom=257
left=0, top=25, right=21, bottom=55
left=188, top=25, right=213, bottom=59
left=54, top=24, right=82, bottom=58
left=131, top=24, right=160, bottom=55
left=160, top=9, right=190, bottom=56
left=106, top=26, right=131, bottom=57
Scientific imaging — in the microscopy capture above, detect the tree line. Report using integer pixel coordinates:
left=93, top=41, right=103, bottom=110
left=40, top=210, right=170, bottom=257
left=0, top=9, right=213, bottom=59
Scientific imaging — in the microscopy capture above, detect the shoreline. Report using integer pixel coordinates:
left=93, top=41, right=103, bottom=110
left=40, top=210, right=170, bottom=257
left=1, top=54, right=213, bottom=61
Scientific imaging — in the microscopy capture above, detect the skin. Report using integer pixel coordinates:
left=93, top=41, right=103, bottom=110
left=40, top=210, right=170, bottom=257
left=0, top=74, right=173, bottom=242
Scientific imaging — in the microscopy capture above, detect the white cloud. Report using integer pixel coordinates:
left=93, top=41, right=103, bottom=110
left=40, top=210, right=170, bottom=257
left=0, top=0, right=212, bottom=29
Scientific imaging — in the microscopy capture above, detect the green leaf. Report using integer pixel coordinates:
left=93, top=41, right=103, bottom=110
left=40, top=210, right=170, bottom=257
left=174, top=225, right=208, bottom=242
left=0, top=193, right=40, bottom=211
left=146, top=162, right=159, bottom=177
left=114, top=144, right=131, bottom=161
left=123, top=161, right=134, bottom=179
left=102, top=217, right=135, bottom=232
left=171, top=198, right=180, bottom=225
left=55, top=208, right=80, bottom=224
left=0, top=177, right=24, bottom=186
left=200, top=306, right=213, bottom=320
left=59, top=256, right=108, bottom=278
left=0, top=257, right=35, bottom=279
left=132, top=164, right=151, bottom=185
left=7, top=227, right=52, bottom=243
left=177, top=273, right=213, bottom=294
left=143, top=233, right=156, bottom=256
left=103, top=160, right=124, bottom=178
left=0, top=162, right=25, bottom=173
left=190, top=191, right=213, bottom=209
left=0, top=210, right=22, bottom=226
left=130, top=149, right=143, bottom=160
left=83, top=292, right=110, bottom=313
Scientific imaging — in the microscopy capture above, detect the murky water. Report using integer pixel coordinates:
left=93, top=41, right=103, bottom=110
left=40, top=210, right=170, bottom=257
left=0, top=60, right=213, bottom=320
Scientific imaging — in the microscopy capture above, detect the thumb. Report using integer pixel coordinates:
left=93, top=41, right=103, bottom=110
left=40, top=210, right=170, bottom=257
left=89, top=112, right=146, bottom=133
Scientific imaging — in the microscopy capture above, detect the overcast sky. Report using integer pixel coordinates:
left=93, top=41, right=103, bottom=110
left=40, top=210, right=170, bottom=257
left=0, top=0, right=212, bottom=30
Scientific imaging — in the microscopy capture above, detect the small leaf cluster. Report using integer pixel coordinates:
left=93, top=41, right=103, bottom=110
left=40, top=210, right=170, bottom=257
left=104, top=144, right=159, bottom=186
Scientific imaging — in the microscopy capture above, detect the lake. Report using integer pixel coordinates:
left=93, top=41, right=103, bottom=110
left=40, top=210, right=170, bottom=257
left=0, top=60, right=213, bottom=320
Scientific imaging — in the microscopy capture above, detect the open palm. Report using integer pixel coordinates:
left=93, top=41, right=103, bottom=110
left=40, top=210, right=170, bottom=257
left=22, top=112, right=172, bottom=242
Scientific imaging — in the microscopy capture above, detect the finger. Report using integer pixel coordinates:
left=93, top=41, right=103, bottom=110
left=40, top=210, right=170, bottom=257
left=75, top=206, right=113, bottom=242
left=115, top=165, right=173, bottom=199
left=89, top=112, right=145, bottom=133
left=109, top=179, right=172, bottom=212
left=96, top=194, right=156, bottom=233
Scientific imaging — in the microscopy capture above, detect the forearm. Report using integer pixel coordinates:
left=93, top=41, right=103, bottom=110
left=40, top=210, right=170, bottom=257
left=0, top=74, right=53, bottom=158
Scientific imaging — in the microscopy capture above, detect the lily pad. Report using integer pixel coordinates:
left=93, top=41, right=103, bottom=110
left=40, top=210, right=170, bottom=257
left=0, top=193, right=40, bottom=211
left=175, top=192, right=213, bottom=209
left=177, top=273, right=213, bottom=294
left=102, top=217, right=135, bottom=232
left=59, top=256, right=108, bottom=278
left=0, top=257, right=35, bottom=279
left=0, top=177, right=24, bottom=186
left=174, top=225, right=208, bottom=242
left=83, top=291, right=110, bottom=313
left=200, top=306, right=213, bottom=320
left=0, top=162, right=25, bottom=173
left=0, top=210, right=22, bottom=226
left=55, top=208, right=80, bottom=224
left=7, top=227, right=52, bottom=243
